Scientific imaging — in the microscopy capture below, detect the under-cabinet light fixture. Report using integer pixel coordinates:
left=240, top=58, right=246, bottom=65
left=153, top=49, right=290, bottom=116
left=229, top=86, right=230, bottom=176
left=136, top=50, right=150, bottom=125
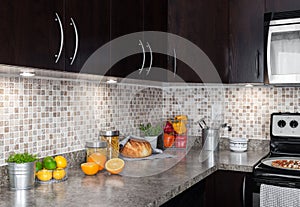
left=106, top=79, right=117, bottom=84
left=19, top=71, right=35, bottom=77
left=245, top=84, right=253, bottom=87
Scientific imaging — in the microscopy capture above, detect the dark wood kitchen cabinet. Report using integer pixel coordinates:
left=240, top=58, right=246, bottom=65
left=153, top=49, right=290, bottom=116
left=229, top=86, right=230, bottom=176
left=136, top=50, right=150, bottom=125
left=228, top=0, right=265, bottom=83
left=109, top=0, right=168, bottom=82
left=168, top=0, right=229, bottom=83
left=161, top=170, right=252, bottom=207
left=203, top=170, right=252, bottom=207
left=141, top=0, right=168, bottom=82
left=0, top=0, right=65, bottom=70
left=109, top=0, right=143, bottom=80
left=0, top=0, right=110, bottom=75
left=161, top=179, right=205, bottom=207
left=65, top=0, right=110, bottom=74
left=266, top=0, right=300, bottom=13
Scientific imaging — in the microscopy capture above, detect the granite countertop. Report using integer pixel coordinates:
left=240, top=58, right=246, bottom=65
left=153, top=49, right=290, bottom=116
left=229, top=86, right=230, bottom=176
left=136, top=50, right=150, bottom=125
left=0, top=148, right=268, bottom=207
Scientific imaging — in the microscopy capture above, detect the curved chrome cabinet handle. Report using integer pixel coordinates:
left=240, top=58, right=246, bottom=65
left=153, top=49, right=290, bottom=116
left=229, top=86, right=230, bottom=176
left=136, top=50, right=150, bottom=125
left=138, top=40, right=145, bottom=74
left=173, top=49, right=177, bottom=77
left=242, top=176, right=246, bottom=207
left=146, top=42, right=152, bottom=76
left=70, top=18, right=79, bottom=65
left=54, top=13, right=64, bottom=63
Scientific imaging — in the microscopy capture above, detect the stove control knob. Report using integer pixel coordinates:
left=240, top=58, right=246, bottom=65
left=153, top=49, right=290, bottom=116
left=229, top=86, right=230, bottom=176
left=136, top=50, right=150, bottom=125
left=290, top=120, right=298, bottom=128
left=277, top=120, right=286, bottom=128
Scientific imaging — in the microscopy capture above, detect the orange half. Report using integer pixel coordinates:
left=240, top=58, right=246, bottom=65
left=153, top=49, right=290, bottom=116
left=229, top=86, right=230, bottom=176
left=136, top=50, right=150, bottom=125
left=81, top=162, right=99, bottom=175
left=105, top=158, right=125, bottom=175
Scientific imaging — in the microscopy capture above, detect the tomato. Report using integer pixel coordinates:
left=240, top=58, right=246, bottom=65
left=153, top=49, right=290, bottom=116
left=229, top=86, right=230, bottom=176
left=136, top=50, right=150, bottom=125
left=164, top=133, right=175, bottom=148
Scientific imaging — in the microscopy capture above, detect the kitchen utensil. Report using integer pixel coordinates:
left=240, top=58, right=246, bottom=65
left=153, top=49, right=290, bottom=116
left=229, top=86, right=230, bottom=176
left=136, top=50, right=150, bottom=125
left=229, top=138, right=248, bottom=152
left=198, top=118, right=208, bottom=130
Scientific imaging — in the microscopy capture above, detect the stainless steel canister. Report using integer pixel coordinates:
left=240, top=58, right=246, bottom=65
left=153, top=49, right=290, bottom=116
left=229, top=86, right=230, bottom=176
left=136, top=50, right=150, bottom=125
left=201, top=128, right=220, bottom=151
left=8, top=162, right=36, bottom=190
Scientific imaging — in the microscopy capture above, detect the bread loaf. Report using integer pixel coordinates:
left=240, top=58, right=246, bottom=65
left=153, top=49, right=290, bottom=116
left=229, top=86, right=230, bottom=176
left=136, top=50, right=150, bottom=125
left=121, top=138, right=152, bottom=158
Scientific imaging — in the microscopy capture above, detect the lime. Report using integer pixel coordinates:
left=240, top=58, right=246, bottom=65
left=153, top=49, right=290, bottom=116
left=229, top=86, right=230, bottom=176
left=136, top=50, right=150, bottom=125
left=36, top=161, right=43, bottom=172
left=43, top=156, right=57, bottom=170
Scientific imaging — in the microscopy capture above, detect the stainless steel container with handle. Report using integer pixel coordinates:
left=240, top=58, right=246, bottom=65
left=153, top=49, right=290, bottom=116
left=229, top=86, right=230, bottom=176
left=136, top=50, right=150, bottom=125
left=201, top=128, right=220, bottom=151
left=8, top=162, right=36, bottom=190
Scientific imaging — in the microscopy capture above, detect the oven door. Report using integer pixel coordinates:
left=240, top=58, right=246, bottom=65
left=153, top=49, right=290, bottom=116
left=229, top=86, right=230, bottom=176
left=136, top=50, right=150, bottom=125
left=267, top=18, right=300, bottom=84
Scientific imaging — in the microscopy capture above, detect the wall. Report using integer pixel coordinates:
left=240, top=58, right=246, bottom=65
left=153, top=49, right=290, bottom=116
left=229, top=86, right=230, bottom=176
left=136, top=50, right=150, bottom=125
left=0, top=74, right=163, bottom=166
left=164, top=86, right=299, bottom=139
left=0, top=67, right=299, bottom=166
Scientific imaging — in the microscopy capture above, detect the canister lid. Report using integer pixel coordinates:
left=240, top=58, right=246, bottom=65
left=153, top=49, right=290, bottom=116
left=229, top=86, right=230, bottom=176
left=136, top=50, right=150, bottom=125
left=85, top=141, right=107, bottom=148
left=100, top=130, right=120, bottom=137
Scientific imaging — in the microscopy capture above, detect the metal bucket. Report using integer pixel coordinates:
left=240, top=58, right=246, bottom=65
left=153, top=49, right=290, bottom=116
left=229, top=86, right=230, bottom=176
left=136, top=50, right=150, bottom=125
left=8, top=162, right=36, bottom=190
left=201, top=128, right=220, bottom=151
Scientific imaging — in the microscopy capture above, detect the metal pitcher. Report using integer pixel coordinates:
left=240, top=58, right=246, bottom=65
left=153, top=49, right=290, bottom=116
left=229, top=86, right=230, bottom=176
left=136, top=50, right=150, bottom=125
left=201, top=128, right=220, bottom=151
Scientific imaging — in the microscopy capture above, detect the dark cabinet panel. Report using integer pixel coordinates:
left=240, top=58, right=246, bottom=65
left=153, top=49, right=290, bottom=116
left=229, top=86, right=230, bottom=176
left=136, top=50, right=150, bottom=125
left=65, top=0, right=110, bottom=75
left=109, top=0, right=168, bottom=82
left=142, top=0, right=168, bottom=82
left=204, top=171, right=252, bottom=207
left=266, top=0, right=300, bottom=12
left=168, top=0, right=229, bottom=83
left=229, top=0, right=264, bottom=83
left=161, top=179, right=205, bottom=207
left=0, top=0, right=64, bottom=70
left=109, top=0, right=144, bottom=80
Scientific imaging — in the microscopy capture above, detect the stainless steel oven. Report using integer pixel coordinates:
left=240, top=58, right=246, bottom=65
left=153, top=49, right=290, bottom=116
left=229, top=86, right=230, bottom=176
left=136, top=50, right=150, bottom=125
left=266, top=11, right=300, bottom=84
left=252, top=113, right=300, bottom=207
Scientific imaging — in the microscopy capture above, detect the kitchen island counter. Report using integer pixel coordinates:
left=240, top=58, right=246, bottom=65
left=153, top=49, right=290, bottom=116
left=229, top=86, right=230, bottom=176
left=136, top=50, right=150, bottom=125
left=0, top=148, right=268, bottom=207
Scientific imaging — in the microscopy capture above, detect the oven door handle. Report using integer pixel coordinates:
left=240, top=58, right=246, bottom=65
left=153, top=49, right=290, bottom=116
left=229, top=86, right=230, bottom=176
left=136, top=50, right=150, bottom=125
left=242, top=175, right=246, bottom=207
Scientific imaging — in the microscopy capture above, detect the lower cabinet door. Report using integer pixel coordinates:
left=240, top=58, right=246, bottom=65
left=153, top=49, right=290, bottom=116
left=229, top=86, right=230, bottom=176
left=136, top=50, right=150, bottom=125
left=204, top=170, right=252, bottom=207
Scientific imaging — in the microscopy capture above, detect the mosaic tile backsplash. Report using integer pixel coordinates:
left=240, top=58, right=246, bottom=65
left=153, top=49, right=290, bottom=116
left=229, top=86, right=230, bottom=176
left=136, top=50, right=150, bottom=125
left=0, top=67, right=300, bottom=166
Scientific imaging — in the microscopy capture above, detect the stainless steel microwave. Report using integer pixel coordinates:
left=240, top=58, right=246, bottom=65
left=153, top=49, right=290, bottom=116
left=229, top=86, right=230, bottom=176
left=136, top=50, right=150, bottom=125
left=266, top=12, right=300, bottom=84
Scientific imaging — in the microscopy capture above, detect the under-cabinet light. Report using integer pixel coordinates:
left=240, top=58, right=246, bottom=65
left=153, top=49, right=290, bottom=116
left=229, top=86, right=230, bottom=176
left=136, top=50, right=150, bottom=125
left=245, top=84, right=253, bottom=87
left=19, top=71, right=35, bottom=77
left=106, top=79, right=117, bottom=84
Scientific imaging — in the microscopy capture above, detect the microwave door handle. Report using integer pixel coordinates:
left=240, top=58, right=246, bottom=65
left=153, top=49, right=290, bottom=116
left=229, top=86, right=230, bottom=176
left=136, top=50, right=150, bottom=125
left=266, top=28, right=273, bottom=82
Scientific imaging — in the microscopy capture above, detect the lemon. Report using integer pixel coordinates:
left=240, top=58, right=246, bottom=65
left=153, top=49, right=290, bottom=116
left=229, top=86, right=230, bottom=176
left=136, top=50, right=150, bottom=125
left=36, top=169, right=52, bottom=181
left=54, top=156, right=67, bottom=169
left=53, top=168, right=66, bottom=180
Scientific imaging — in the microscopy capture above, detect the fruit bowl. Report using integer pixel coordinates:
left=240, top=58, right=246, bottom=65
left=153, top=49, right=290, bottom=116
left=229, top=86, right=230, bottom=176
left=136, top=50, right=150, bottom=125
left=35, top=168, right=68, bottom=184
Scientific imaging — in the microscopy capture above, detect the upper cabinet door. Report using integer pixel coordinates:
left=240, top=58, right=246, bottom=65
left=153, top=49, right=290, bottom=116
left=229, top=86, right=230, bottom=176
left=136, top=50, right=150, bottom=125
left=266, top=0, right=300, bottom=12
left=0, top=0, right=65, bottom=70
left=65, top=0, right=110, bottom=75
left=141, top=0, right=168, bottom=82
left=229, top=0, right=264, bottom=83
left=109, top=0, right=144, bottom=80
left=168, top=0, right=229, bottom=83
